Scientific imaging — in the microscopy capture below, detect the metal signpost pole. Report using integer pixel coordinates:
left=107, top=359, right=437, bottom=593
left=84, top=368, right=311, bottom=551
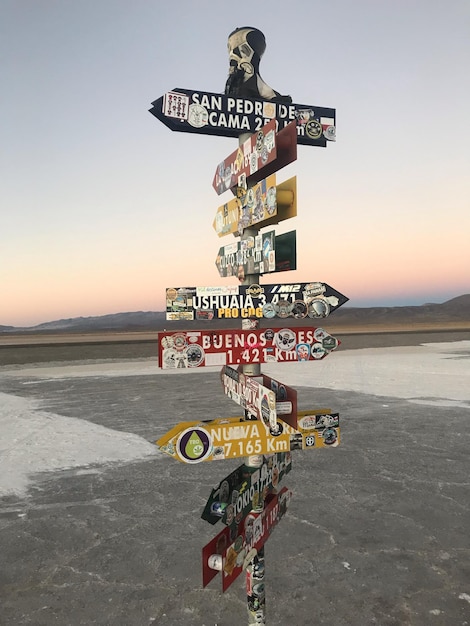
left=238, top=126, right=266, bottom=624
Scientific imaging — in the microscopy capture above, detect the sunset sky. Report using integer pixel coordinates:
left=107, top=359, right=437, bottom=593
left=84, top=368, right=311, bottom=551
left=1, top=0, right=469, bottom=327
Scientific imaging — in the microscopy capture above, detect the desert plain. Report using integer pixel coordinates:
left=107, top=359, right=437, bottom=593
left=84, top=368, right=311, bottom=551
left=0, top=323, right=469, bottom=625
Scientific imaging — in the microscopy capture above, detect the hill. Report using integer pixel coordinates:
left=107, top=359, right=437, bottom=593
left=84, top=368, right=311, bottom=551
left=1, top=295, right=469, bottom=335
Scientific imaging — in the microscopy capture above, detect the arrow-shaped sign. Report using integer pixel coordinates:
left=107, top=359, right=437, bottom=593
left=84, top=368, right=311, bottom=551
left=165, top=281, right=349, bottom=322
left=260, top=373, right=298, bottom=430
left=212, top=119, right=297, bottom=195
left=212, top=174, right=297, bottom=237
left=158, top=327, right=340, bottom=369
left=149, top=88, right=335, bottom=147
left=215, top=229, right=296, bottom=279
left=202, top=487, right=292, bottom=591
left=221, top=365, right=279, bottom=434
left=201, top=452, right=292, bottom=526
left=155, top=410, right=340, bottom=463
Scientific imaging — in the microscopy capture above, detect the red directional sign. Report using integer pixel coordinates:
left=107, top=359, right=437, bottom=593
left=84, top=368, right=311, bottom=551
left=202, top=487, right=292, bottom=591
left=260, top=373, right=298, bottom=430
left=212, top=119, right=297, bottom=195
left=158, top=327, right=340, bottom=369
left=221, top=365, right=278, bottom=432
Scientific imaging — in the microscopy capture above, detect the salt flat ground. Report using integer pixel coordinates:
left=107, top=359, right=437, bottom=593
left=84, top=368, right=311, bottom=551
left=0, top=335, right=469, bottom=625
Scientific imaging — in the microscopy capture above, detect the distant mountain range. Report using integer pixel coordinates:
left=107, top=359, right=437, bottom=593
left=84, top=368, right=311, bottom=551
left=2, top=295, right=469, bottom=334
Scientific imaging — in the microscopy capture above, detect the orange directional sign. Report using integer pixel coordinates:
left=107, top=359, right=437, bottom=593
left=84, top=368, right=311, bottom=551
left=212, top=174, right=297, bottom=237
left=212, top=119, right=297, bottom=195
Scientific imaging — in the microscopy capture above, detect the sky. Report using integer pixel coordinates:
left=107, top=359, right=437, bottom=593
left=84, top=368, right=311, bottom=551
left=1, top=0, right=469, bottom=327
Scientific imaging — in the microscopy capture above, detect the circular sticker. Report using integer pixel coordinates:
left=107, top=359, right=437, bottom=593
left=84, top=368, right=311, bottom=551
left=291, top=300, right=308, bottom=319
left=172, top=333, right=187, bottom=351
left=185, top=344, right=204, bottom=367
left=305, top=119, right=322, bottom=139
left=275, top=299, right=293, bottom=318
left=176, top=427, right=212, bottom=463
left=187, top=104, right=208, bottom=128
left=262, top=303, right=276, bottom=319
left=308, top=298, right=330, bottom=318
left=323, top=427, right=338, bottom=445
left=264, top=329, right=275, bottom=341
left=313, top=328, right=328, bottom=341
left=324, top=125, right=336, bottom=141
left=311, top=344, right=326, bottom=360
left=274, top=329, right=296, bottom=352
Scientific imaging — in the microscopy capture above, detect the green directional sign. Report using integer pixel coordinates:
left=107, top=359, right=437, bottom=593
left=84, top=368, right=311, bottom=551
left=201, top=452, right=292, bottom=526
left=215, top=230, right=296, bottom=279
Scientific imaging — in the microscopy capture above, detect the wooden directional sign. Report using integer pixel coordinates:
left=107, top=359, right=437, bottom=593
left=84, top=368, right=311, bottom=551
left=165, top=281, right=349, bottom=322
left=215, top=229, right=296, bottom=279
left=212, top=174, right=297, bottom=237
left=158, top=327, right=340, bottom=369
left=149, top=88, right=336, bottom=147
left=202, top=487, right=292, bottom=591
left=212, top=119, right=297, bottom=195
left=201, top=452, right=292, bottom=526
left=156, top=411, right=340, bottom=464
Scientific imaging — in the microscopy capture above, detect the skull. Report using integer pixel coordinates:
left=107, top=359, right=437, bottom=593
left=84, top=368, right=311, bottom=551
left=225, top=27, right=292, bottom=103
left=227, top=27, right=266, bottom=78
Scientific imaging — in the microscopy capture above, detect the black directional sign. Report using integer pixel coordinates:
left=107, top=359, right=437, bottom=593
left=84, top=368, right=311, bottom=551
left=149, top=88, right=336, bottom=147
left=165, top=281, right=349, bottom=321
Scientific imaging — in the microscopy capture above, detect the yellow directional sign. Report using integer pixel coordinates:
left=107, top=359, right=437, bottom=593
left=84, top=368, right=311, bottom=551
left=156, top=410, right=340, bottom=464
left=212, top=175, right=297, bottom=237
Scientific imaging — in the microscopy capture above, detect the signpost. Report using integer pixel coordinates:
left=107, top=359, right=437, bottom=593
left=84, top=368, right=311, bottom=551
left=165, top=281, right=349, bottom=321
left=150, top=24, right=343, bottom=626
